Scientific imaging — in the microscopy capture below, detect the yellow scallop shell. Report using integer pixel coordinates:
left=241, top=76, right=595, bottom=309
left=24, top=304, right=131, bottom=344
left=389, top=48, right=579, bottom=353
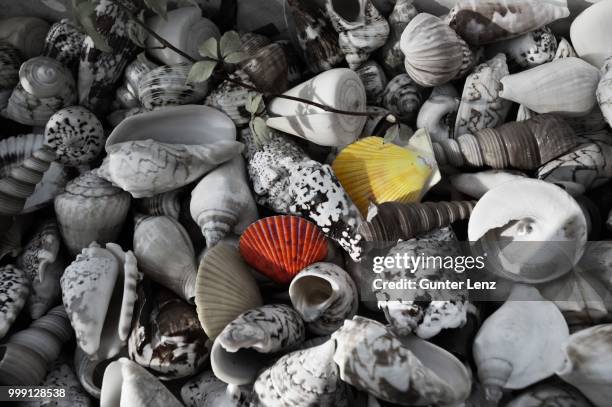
left=332, top=136, right=433, bottom=215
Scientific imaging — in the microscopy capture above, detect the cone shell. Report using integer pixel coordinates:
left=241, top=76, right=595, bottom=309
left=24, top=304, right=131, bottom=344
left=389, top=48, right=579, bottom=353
left=42, top=19, right=86, bottom=72
left=54, top=171, right=131, bottom=256
left=400, top=13, right=474, bottom=87
left=0, top=265, right=29, bottom=339
left=448, top=0, right=570, bottom=45
left=0, top=42, right=22, bottom=109
left=239, top=215, right=328, bottom=284
left=195, top=243, right=263, bottom=339
left=570, top=0, right=612, bottom=68
left=500, top=57, right=600, bottom=116
left=138, top=63, right=209, bottom=110
left=332, top=137, right=433, bottom=215
left=382, top=73, right=426, bottom=122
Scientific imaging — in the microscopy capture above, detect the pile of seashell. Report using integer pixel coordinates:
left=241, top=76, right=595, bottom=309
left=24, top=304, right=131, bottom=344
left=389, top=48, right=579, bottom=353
left=2, top=0, right=612, bottom=406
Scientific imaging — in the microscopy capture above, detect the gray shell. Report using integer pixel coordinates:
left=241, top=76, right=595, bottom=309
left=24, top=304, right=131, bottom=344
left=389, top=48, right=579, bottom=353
left=355, top=60, right=388, bottom=105
left=0, top=42, right=22, bottom=109
left=380, top=0, right=419, bottom=76
left=138, top=63, right=209, bottom=110
left=486, top=27, right=557, bottom=69
left=33, top=360, right=92, bottom=407
left=382, top=73, right=426, bottom=122
left=0, top=265, right=29, bottom=339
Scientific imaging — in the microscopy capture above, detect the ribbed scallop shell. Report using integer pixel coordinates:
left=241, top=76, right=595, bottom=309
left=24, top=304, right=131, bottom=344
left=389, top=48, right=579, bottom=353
left=0, top=265, right=29, bottom=339
left=42, top=19, right=86, bottom=72
left=382, top=73, right=426, bottom=122
left=400, top=13, right=474, bottom=87
left=0, top=42, right=22, bottom=109
left=239, top=215, right=328, bottom=285
left=240, top=43, right=288, bottom=94
left=138, top=63, right=209, bottom=110
left=195, top=243, right=263, bottom=339
left=332, top=136, right=433, bottom=215
left=44, top=106, right=104, bottom=166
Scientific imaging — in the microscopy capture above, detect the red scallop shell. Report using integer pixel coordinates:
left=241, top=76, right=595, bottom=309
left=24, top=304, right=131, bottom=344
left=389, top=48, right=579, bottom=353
left=239, top=215, right=328, bottom=284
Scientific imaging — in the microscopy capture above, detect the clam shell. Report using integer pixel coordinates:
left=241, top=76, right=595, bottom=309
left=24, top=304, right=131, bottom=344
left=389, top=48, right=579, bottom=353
left=195, top=243, right=263, bottom=339
left=448, top=0, right=570, bottom=45
left=500, top=57, right=600, bottom=116
left=146, top=7, right=220, bottom=65
left=138, top=63, right=209, bottom=110
left=0, top=265, right=29, bottom=339
left=400, top=13, right=474, bottom=87
left=468, top=179, right=587, bottom=283
left=570, top=0, right=612, bottom=68
left=54, top=171, right=131, bottom=257
left=239, top=215, right=328, bottom=284
left=44, top=106, right=104, bottom=166
left=42, top=19, right=86, bottom=72
left=332, top=136, right=433, bottom=215
left=0, top=17, right=50, bottom=58
left=485, top=26, right=558, bottom=69
left=381, top=73, right=426, bottom=122
left=0, top=42, right=22, bottom=109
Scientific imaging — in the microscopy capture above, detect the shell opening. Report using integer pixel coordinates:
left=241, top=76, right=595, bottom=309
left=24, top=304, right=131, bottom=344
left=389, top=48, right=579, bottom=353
left=331, top=0, right=362, bottom=22
left=289, top=276, right=335, bottom=321
left=211, top=339, right=271, bottom=385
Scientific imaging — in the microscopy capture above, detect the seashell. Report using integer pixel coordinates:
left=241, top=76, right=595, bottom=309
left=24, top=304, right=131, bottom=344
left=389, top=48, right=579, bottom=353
left=128, top=284, right=210, bottom=380
left=44, top=106, right=104, bottom=166
left=190, top=156, right=258, bottom=247
left=381, top=73, right=426, bottom=122
left=42, top=19, right=86, bottom=72
left=500, top=57, right=600, bottom=116
left=54, top=172, right=131, bottom=256
left=100, top=357, right=183, bottom=407
left=181, top=370, right=251, bottom=407
left=326, top=0, right=390, bottom=70
left=77, top=1, right=139, bottom=116
left=0, top=265, right=29, bottom=339
left=570, top=0, right=612, bottom=68
left=380, top=0, right=419, bottom=77
left=106, top=107, right=146, bottom=127
left=114, top=85, right=139, bottom=109
left=135, top=190, right=181, bottom=219
left=355, top=60, right=387, bottom=105
left=133, top=215, right=197, bottom=302
left=0, top=42, right=22, bottom=109
left=433, top=114, right=580, bottom=170
left=251, top=339, right=347, bottom=407
left=473, top=285, right=569, bottom=404
left=486, top=27, right=558, bottom=70
left=205, top=70, right=259, bottom=126
left=61, top=243, right=140, bottom=360
left=332, top=136, right=433, bottom=215
left=469, top=179, right=588, bottom=283
left=123, top=55, right=158, bottom=99
left=2, top=56, right=76, bottom=126
left=74, top=347, right=107, bottom=399
left=0, top=133, right=45, bottom=180
left=138, top=63, right=209, bottom=110
left=0, top=306, right=72, bottom=385
left=358, top=200, right=475, bottom=243
left=211, top=304, right=305, bottom=385
left=35, top=359, right=92, bottom=406
left=416, top=85, right=460, bottom=142
left=239, top=215, right=328, bottom=284
left=195, top=243, right=263, bottom=339
left=285, top=0, right=344, bottom=74
left=597, top=56, right=612, bottom=127
left=451, top=170, right=527, bottom=199
left=27, top=257, right=63, bottom=321
left=332, top=316, right=471, bottom=406
left=557, top=323, right=612, bottom=407
left=289, top=262, right=358, bottom=335
left=455, top=53, right=512, bottom=137
left=266, top=68, right=367, bottom=146
left=0, top=144, right=57, bottom=216
left=239, top=32, right=271, bottom=58
left=146, top=7, right=220, bottom=65
left=240, top=43, right=289, bottom=95
left=0, top=17, right=50, bottom=58
left=506, top=381, right=593, bottom=407
left=98, top=139, right=243, bottom=198
left=448, top=0, right=570, bottom=46
left=400, top=13, right=475, bottom=87
left=555, top=37, right=578, bottom=60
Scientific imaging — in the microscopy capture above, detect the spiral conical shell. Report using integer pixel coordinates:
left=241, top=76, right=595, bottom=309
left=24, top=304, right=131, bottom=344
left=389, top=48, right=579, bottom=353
left=42, top=19, right=86, bottom=72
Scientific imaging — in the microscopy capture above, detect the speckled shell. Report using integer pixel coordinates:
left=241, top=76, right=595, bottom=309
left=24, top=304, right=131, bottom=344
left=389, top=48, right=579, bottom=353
left=380, top=0, right=419, bottom=77
left=506, top=382, right=593, bottom=407
left=400, top=13, right=474, bottom=87
left=27, top=258, right=63, bottom=321
left=42, top=19, right=86, bottom=72
left=0, top=16, right=50, bottom=59
left=181, top=370, right=247, bottom=407
left=128, top=285, right=210, bottom=380
left=251, top=339, right=347, bottom=407
left=289, top=263, right=358, bottom=335
left=455, top=53, right=512, bottom=137
left=286, top=0, right=343, bottom=74
left=0, top=265, right=29, bottom=339
left=205, top=70, right=259, bottom=126
left=3, top=56, right=76, bottom=126
left=0, top=42, right=22, bottom=109
left=35, top=359, right=92, bottom=407
left=138, top=63, right=209, bottom=110
left=135, top=190, right=181, bottom=219
left=486, top=27, right=557, bottom=70
left=355, top=60, right=387, bottom=105
left=211, top=304, right=305, bottom=385
left=54, top=172, right=131, bottom=256
left=332, top=316, right=471, bottom=406
left=326, top=0, right=390, bottom=69
left=448, top=0, right=570, bottom=45
left=61, top=243, right=139, bottom=360
left=16, top=218, right=60, bottom=284
left=44, top=106, right=104, bottom=166
left=240, top=43, right=289, bottom=94
left=382, top=73, right=426, bottom=122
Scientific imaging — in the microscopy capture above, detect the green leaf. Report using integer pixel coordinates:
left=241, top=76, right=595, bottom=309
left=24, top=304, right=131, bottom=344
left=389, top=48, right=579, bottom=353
left=252, top=116, right=271, bottom=143
left=198, top=37, right=218, bottom=59
left=383, top=124, right=399, bottom=144
left=220, top=31, right=241, bottom=57
left=223, top=51, right=246, bottom=64
left=144, top=0, right=168, bottom=19
left=186, top=60, right=217, bottom=84
left=245, top=94, right=259, bottom=115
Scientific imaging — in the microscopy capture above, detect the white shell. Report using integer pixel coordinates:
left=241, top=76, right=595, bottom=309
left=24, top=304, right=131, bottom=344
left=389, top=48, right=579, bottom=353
left=416, top=85, right=460, bottom=142
left=137, top=63, right=209, bottom=110
left=0, top=17, right=50, bottom=58
left=597, top=56, right=612, bottom=127
left=146, top=7, right=220, bottom=65
left=266, top=68, right=367, bottom=146
left=451, top=170, right=527, bottom=199
left=570, top=0, right=612, bottom=68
